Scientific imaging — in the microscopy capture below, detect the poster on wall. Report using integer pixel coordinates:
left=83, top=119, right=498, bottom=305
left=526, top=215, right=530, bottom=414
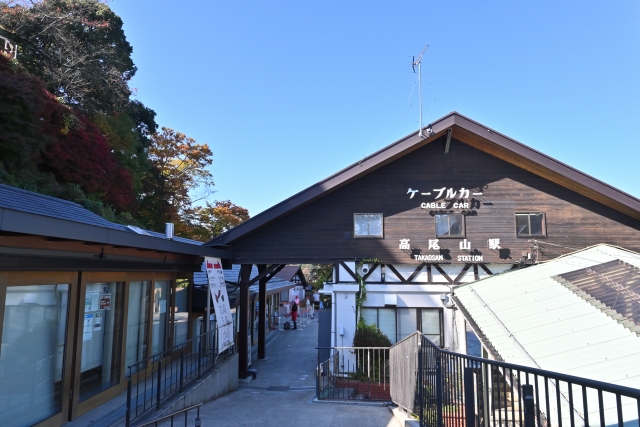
left=99, top=294, right=111, bottom=310
left=83, top=314, right=94, bottom=341
left=205, top=257, right=234, bottom=352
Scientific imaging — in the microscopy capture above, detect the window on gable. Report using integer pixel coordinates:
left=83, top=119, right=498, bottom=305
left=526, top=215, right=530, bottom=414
left=354, top=214, right=383, bottom=238
left=515, top=213, right=546, bottom=237
left=435, top=213, right=465, bottom=238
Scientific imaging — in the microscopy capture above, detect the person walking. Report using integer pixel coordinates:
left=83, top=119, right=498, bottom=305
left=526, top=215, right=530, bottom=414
left=306, top=296, right=313, bottom=319
left=291, top=298, right=298, bottom=330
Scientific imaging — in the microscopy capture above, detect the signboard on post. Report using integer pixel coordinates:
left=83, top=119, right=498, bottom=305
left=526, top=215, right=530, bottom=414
left=205, top=257, right=234, bottom=352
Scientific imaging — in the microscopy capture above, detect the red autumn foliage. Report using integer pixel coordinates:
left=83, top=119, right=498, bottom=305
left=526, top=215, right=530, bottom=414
left=38, top=109, right=136, bottom=211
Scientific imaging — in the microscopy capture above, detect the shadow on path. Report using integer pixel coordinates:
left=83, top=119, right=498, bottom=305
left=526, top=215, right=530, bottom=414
left=198, top=310, right=401, bottom=427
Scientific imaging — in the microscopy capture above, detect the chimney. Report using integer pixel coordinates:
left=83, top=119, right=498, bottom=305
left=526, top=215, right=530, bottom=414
left=165, top=223, right=174, bottom=240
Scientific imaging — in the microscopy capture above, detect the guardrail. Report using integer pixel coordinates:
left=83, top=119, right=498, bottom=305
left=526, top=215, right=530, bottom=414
left=316, top=346, right=391, bottom=401
left=391, top=332, right=640, bottom=427
left=132, top=403, right=202, bottom=427
left=125, top=328, right=222, bottom=426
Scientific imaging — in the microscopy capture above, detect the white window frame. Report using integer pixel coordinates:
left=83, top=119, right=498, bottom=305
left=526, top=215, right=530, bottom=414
left=353, top=213, right=384, bottom=238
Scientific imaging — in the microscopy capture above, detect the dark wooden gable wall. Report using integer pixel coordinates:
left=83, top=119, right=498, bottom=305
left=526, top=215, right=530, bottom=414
left=229, top=136, right=640, bottom=264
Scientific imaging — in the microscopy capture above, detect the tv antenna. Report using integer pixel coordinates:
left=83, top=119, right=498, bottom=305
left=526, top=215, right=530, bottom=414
left=412, top=45, right=429, bottom=138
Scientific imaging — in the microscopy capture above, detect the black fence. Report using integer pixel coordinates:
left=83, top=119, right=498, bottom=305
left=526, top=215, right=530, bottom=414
left=316, top=347, right=391, bottom=401
left=415, top=334, right=640, bottom=427
left=125, top=328, right=224, bottom=426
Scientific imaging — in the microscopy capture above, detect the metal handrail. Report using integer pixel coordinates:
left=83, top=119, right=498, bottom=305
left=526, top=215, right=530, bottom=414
left=132, top=403, right=202, bottom=427
left=316, top=346, right=391, bottom=402
left=424, top=336, right=640, bottom=400
left=404, top=333, right=640, bottom=427
left=127, top=328, right=217, bottom=374
left=125, top=326, right=228, bottom=426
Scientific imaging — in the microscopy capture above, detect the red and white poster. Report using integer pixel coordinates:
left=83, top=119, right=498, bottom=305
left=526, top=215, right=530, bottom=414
left=205, top=257, right=234, bottom=352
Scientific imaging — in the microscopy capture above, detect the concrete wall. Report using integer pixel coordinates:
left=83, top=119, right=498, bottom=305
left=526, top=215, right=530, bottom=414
left=160, top=353, right=239, bottom=416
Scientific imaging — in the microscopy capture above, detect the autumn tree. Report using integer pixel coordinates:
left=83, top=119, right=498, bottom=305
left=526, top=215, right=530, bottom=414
left=145, top=127, right=215, bottom=234
left=191, top=200, right=250, bottom=241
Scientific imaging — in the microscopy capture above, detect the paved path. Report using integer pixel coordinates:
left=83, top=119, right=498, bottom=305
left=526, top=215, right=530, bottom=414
left=198, top=310, right=401, bottom=427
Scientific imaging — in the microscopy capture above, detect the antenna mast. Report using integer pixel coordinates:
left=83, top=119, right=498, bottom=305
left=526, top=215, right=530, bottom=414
left=412, top=45, right=429, bottom=138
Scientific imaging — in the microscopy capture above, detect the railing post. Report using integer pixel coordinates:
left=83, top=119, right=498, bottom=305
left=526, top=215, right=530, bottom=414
left=522, top=384, right=535, bottom=427
left=125, top=376, right=132, bottom=427
left=464, top=367, right=475, bottom=427
left=180, top=350, right=184, bottom=392
left=418, top=336, right=424, bottom=427
left=156, top=360, right=162, bottom=411
left=436, top=354, right=443, bottom=427
left=316, top=348, right=320, bottom=399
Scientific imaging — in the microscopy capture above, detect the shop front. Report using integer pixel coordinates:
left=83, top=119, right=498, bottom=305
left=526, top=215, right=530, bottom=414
left=0, top=184, right=230, bottom=427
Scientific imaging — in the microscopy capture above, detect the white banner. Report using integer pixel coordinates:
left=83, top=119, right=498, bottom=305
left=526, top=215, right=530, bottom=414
left=205, top=257, right=234, bottom=352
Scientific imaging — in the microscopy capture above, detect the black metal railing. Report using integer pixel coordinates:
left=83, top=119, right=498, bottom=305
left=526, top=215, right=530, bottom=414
left=125, top=328, right=224, bottom=426
left=406, top=333, right=640, bottom=427
left=132, top=403, right=202, bottom=427
left=316, top=346, right=391, bottom=401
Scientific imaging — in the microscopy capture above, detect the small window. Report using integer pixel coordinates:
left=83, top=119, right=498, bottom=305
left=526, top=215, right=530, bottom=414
left=515, top=213, right=546, bottom=237
left=435, top=213, right=465, bottom=238
left=354, top=214, right=383, bottom=238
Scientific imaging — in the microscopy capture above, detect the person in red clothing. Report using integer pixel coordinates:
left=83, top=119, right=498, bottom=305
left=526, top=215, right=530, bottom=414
left=291, top=298, right=298, bottom=330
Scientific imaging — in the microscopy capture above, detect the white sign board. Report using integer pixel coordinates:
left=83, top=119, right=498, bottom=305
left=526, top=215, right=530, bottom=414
left=205, top=257, right=234, bottom=352
left=83, top=314, right=94, bottom=341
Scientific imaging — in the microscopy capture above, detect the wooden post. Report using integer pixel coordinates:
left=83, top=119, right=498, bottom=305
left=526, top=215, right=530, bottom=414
left=257, top=264, right=267, bottom=359
left=238, top=264, right=252, bottom=379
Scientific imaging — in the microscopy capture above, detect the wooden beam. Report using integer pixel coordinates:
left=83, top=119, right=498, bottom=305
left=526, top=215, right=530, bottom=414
left=339, top=261, right=357, bottom=281
left=386, top=264, right=407, bottom=284
left=257, top=264, right=268, bottom=359
left=362, top=263, right=379, bottom=281
left=238, top=264, right=252, bottom=379
left=453, top=264, right=472, bottom=284
left=479, top=264, right=493, bottom=275
left=248, top=263, right=282, bottom=286
left=406, top=263, right=426, bottom=283
left=433, top=264, right=453, bottom=284
left=444, top=128, right=452, bottom=154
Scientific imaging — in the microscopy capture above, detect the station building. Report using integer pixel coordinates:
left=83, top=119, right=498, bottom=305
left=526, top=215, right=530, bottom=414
left=206, top=112, right=640, bottom=370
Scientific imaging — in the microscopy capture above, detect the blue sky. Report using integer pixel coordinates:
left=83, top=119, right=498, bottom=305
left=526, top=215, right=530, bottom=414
left=110, top=0, right=640, bottom=216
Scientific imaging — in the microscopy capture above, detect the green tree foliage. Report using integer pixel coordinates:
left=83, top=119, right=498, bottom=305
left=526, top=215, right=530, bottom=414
left=0, top=0, right=135, bottom=114
left=353, top=322, right=392, bottom=348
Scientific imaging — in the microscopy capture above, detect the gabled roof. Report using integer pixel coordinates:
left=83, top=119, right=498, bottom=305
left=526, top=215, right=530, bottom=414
left=0, top=184, right=230, bottom=258
left=206, top=112, right=640, bottom=246
left=453, top=244, right=640, bottom=389
left=274, top=265, right=308, bottom=286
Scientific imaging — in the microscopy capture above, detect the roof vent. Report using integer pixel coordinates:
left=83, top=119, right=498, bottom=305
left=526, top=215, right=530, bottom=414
left=165, top=223, right=174, bottom=240
left=127, top=225, right=150, bottom=236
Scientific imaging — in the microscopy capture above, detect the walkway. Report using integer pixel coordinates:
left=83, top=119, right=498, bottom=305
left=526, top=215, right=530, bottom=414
left=197, top=310, right=401, bottom=427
